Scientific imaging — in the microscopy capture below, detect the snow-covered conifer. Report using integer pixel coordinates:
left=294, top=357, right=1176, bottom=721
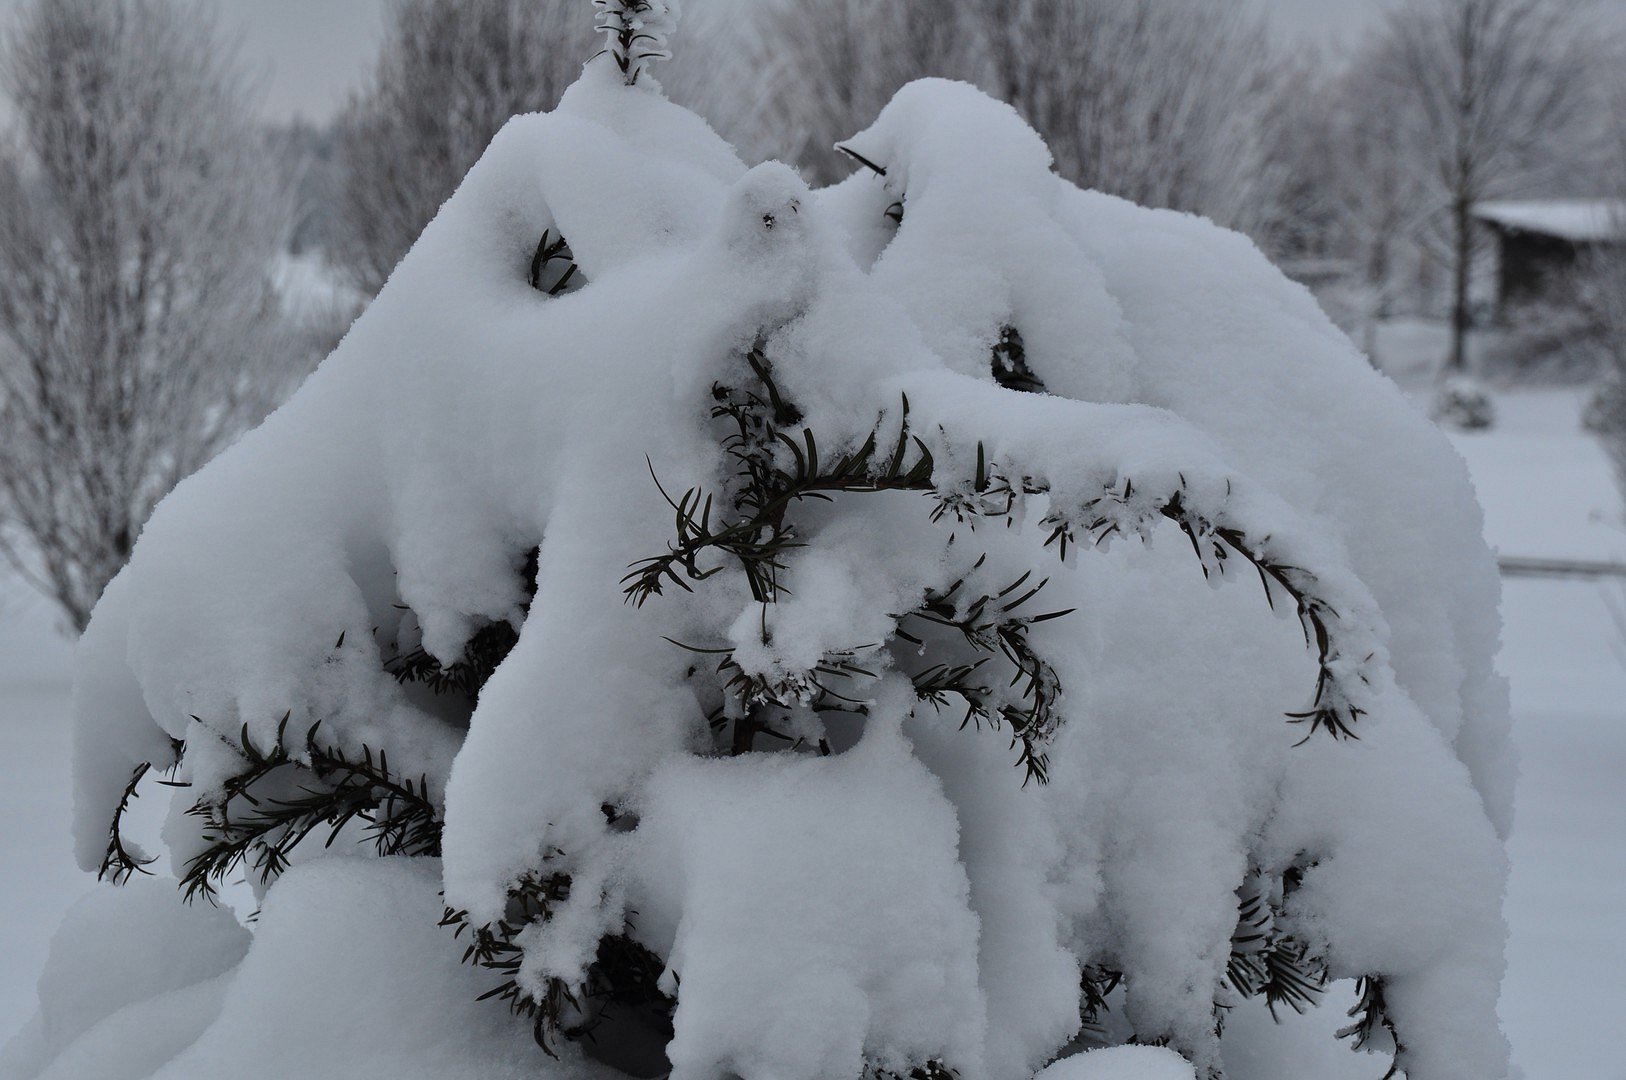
left=13, top=8, right=1514, bottom=1080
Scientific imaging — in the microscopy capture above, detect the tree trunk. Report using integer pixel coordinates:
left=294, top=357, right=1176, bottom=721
left=1448, top=196, right=1473, bottom=374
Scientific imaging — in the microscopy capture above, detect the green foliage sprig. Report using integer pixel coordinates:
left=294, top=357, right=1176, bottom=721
left=630, top=336, right=1369, bottom=791
left=630, top=343, right=1066, bottom=781
left=385, top=620, right=522, bottom=699
left=901, top=555, right=1071, bottom=783
left=1080, top=964, right=1126, bottom=1038
left=868, top=1063, right=960, bottom=1080
left=945, top=459, right=1369, bottom=742
left=990, top=325, right=1045, bottom=394
left=98, top=744, right=180, bottom=884
left=383, top=546, right=535, bottom=699
left=439, top=866, right=675, bottom=1056
left=591, top=0, right=673, bottom=85
left=624, top=346, right=935, bottom=608
left=1338, top=976, right=1404, bottom=1080
left=175, top=713, right=441, bottom=903
left=1225, top=868, right=1327, bottom=1020
left=529, top=228, right=581, bottom=297
left=442, top=868, right=578, bottom=1051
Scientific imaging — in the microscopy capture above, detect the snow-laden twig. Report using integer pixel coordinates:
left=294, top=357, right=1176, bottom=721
left=592, top=0, right=680, bottom=85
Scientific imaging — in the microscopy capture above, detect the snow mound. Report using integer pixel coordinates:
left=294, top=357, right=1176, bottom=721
left=632, top=684, right=986, bottom=1080
left=0, top=878, right=248, bottom=1080
left=151, top=859, right=607, bottom=1080
left=50, top=39, right=1512, bottom=1080
left=1036, top=1046, right=1197, bottom=1080
left=3, top=860, right=616, bottom=1080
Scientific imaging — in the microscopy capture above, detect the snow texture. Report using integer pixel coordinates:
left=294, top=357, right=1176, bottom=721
left=48, top=31, right=1513, bottom=1080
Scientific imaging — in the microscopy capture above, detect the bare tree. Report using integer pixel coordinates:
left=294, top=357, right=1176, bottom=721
left=741, top=0, right=1283, bottom=231
left=0, top=0, right=296, bottom=631
left=733, top=0, right=978, bottom=184
left=1373, top=0, right=1596, bottom=375
left=965, top=0, right=1283, bottom=232
left=331, top=0, right=596, bottom=296
left=1248, top=58, right=1344, bottom=263
left=1267, top=46, right=1439, bottom=353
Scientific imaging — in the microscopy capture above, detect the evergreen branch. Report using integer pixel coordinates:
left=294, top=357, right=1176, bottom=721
left=868, top=1064, right=959, bottom=1080
left=100, top=762, right=154, bottom=883
left=529, top=229, right=581, bottom=296
left=591, top=0, right=676, bottom=85
left=632, top=333, right=1372, bottom=798
left=900, top=557, right=1070, bottom=785
left=439, top=870, right=674, bottom=1056
left=1217, top=865, right=1331, bottom=1035
left=100, top=737, right=186, bottom=884
left=1225, top=899, right=1326, bottom=1018
left=664, top=633, right=874, bottom=757
left=382, top=546, right=535, bottom=699
left=442, top=869, right=576, bottom=1054
left=1338, top=976, right=1404, bottom=1079
left=1081, top=964, right=1125, bottom=1038
left=944, top=464, right=1372, bottom=742
left=631, top=342, right=1075, bottom=782
left=384, top=619, right=521, bottom=699
left=990, top=325, right=1045, bottom=394
left=178, top=715, right=441, bottom=903
left=624, top=351, right=933, bottom=607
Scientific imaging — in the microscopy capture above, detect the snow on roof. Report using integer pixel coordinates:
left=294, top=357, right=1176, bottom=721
left=1472, top=199, right=1626, bottom=243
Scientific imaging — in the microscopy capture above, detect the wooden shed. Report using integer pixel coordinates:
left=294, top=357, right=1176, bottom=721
left=1473, top=199, right=1626, bottom=318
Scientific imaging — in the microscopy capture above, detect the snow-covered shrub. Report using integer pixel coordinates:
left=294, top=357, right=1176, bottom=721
left=16, top=7, right=1514, bottom=1080
left=1430, top=375, right=1498, bottom=431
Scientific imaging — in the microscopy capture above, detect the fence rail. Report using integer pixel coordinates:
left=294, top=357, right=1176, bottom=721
left=1499, top=556, right=1626, bottom=580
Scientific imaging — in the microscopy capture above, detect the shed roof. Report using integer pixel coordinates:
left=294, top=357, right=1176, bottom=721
left=1473, top=199, right=1626, bottom=243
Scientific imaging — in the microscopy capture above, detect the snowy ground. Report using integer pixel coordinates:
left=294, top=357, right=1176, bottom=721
left=1, top=386, right=1623, bottom=1078
left=1451, top=390, right=1626, bottom=1080
left=0, top=585, right=76, bottom=1037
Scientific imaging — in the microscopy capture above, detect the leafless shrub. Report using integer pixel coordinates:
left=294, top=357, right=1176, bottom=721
left=733, top=0, right=1282, bottom=229
left=330, top=0, right=596, bottom=297
left=0, top=0, right=298, bottom=629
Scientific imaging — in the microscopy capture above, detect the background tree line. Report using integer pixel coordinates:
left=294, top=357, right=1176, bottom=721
left=318, top=0, right=1625, bottom=387
left=2, top=0, right=1624, bottom=628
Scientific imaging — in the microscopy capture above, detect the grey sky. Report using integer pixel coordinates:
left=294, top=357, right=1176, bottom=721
left=226, top=0, right=389, bottom=120
left=0, top=1, right=1422, bottom=124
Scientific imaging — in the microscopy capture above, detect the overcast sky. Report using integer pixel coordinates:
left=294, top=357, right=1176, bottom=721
left=0, top=0, right=1401, bottom=124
